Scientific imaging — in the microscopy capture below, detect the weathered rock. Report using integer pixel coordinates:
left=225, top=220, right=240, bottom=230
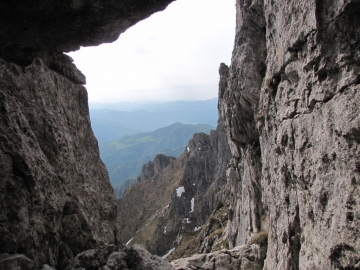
left=219, top=59, right=266, bottom=248
left=0, top=57, right=119, bottom=269
left=65, top=245, right=174, bottom=270
left=0, top=253, right=35, bottom=270
left=0, top=0, right=175, bottom=62
left=137, top=154, right=176, bottom=183
left=259, top=1, right=360, bottom=268
left=165, top=195, right=231, bottom=262
left=220, top=0, right=360, bottom=269
left=171, top=244, right=266, bottom=270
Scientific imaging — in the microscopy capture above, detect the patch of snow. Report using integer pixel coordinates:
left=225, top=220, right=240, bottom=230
left=190, top=198, right=194, bottom=213
left=162, top=248, right=175, bottom=259
left=198, top=147, right=201, bottom=150
left=125, top=238, right=133, bottom=246
left=176, top=186, right=185, bottom=197
left=194, top=226, right=202, bottom=232
left=185, top=218, right=191, bottom=223
left=187, top=146, right=190, bottom=153
left=193, top=183, right=195, bottom=186
left=163, top=226, right=167, bottom=234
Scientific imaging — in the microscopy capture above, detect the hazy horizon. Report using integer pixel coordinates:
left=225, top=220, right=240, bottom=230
left=89, top=97, right=218, bottom=105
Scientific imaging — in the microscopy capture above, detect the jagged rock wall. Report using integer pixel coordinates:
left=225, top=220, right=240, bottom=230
left=0, top=0, right=175, bottom=269
left=221, top=0, right=360, bottom=269
left=118, top=126, right=231, bottom=257
left=0, top=57, right=118, bottom=269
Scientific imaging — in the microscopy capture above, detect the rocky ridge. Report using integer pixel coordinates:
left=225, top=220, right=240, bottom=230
left=137, top=154, right=176, bottom=183
left=117, top=124, right=231, bottom=257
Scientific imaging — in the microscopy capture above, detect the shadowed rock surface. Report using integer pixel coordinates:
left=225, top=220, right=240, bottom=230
left=0, top=0, right=175, bottom=269
left=0, top=57, right=119, bottom=269
left=0, top=0, right=175, bottom=63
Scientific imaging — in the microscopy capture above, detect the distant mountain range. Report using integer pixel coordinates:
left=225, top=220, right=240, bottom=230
left=89, top=98, right=217, bottom=112
left=90, top=99, right=218, bottom=143
left=98, top=123, right=215, bottom=187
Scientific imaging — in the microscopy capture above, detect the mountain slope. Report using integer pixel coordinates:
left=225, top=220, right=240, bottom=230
left=100, top=123, right=214, bottom=187
left=117, top=124, right=231, bottom=256
left=90, top=118, right=144, bottom=143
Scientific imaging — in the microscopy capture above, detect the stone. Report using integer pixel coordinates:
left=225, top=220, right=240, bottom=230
left=0, top=57, right=119, bottom=269
left=171, top=244, right=266, bottom=270
left=0, top=253, right=35, bottom=270
left=219, top=0, right=360, bottom=269
left=40, top=265, right=56, bottom=270
left=65, top=245, right=174, bottom=270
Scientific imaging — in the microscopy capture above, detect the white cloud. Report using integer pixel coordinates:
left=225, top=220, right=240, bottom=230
left=68, top=0, right=235, bottom=103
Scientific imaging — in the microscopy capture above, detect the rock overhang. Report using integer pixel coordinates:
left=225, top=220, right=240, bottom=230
left=0, top=0, right=175, bottom=62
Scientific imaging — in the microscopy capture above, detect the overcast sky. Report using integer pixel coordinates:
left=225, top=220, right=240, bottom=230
left=68, top=0, right=235, bottom=103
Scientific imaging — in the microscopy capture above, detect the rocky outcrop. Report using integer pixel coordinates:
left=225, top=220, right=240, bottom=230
left=165, top=196, right=230, bottom=262
left=171, top=243, right=267, bottom=270
left=0, top=57, right=119, bottom=269
left=220, top=0, right=360, bottom=269
left=0, top=0, right=175, bottom=269
left=117, top=125, right=231, bottom=257
left=137, top=154, right=176, bottom=183
left=65, top=245, right=174, bottom=270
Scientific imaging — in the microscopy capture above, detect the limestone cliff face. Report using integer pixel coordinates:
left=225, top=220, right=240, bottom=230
left=0, top=57, right=118, bottom=269
left=0, top=0, right=175, bottom=269
left=221, top=0, right=360, bottom=269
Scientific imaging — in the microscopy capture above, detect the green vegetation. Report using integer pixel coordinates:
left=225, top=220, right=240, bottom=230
left=91, top=118, right=143, bottom=143
left=215, top=201, right=224, bottom=211
left=249, top=230, right=269, bottom=248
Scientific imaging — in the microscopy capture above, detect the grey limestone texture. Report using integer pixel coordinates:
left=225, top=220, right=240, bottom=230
left=0, top=0, right=359, bottom=269
left=219, top=0, right=360, bottom=269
